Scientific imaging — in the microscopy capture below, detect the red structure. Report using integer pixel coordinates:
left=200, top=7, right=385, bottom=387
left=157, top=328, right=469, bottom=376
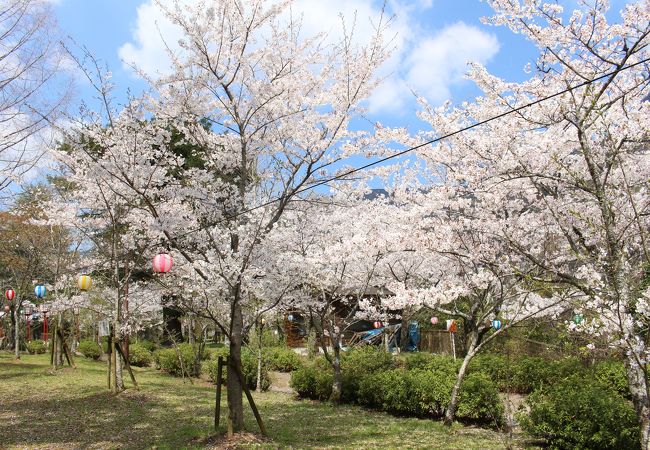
left=42, top=310, right=48, bottom=342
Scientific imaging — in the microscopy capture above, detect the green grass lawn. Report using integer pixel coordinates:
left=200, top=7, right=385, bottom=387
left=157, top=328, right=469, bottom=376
left=0, top=352, right=519, bottom=449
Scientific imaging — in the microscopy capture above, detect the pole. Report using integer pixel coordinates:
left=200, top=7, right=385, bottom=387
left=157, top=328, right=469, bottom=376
left=26, top=313, right=31, bottom=341
left=451, top=332, right=456, bottom=360
left=234, top=359, right=267, bottom=436
left=14, top=305, right=20, bottom=359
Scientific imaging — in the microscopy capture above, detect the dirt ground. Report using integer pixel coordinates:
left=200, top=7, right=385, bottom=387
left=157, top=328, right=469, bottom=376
left=268, top=370, right=294, bottom=394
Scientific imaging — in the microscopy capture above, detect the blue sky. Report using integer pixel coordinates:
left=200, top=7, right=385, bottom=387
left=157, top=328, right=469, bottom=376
left=50, top=0, right=634, bottom=132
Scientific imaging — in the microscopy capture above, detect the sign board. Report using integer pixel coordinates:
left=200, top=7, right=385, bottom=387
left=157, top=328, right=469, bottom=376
left=446, top=319, right=457, bottom=333
left=98, top=320, right=110, bottom=337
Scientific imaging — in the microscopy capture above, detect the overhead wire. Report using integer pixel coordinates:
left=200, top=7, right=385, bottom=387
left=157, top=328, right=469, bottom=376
left=135, top=57, right=650, bottom=250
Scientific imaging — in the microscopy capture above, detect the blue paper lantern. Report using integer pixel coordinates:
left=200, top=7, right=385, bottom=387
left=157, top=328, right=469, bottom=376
left=288, top=314, right=294, bottom=322
left=34, top=284, right=46, bottom=299
left=573, top=314, right=584, bottom=324
left=492, top=319, right=502, bottom=330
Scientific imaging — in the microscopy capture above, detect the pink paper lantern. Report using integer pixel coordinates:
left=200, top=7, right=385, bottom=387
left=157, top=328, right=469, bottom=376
left=430, top=316, right=439, bottom=325
left=153, top=253, right=173, bottom=273
left=4, top=305, right=10, bottom=312
left=5, top=289, right=15, bottom=301
left=373, top=321, right=382, bottom=329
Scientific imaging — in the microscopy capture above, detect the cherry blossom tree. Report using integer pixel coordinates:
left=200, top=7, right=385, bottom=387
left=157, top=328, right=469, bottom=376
left=380, top=187, right=571, bottom=425
left=53, top=0, right=392, bottom=430
left=405, top=0, right=650, bottom=442
left=273, top=196, right=393, bottom=403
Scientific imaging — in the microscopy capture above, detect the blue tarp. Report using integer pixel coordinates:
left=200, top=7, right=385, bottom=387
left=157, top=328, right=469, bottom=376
left=406, top=321, right=420, bottom=351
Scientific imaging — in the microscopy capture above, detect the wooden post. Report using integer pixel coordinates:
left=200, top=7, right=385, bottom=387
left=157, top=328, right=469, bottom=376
left=214, top=356, right=223, bottom=431
left=110, top=339, right=117, bottom=393
left=115, top=341, right=139, bottom=390
left=234, top=360, right=267, bottom=436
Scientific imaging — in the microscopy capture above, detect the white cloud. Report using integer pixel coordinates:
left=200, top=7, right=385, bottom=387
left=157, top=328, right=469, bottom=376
left=118, top=0, right=183, bottom=77
left=118, top=1, right=499, bottom=114
left=404, top=22, right=499, bottom=104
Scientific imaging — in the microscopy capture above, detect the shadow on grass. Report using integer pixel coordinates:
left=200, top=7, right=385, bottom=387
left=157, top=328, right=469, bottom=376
left=0, top=390, right=213, bottom=450
left=0, top=354, right=509, bottom=449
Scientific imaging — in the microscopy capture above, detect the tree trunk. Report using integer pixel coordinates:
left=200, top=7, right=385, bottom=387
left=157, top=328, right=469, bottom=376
left=444, top=334, right=478, bottom=426
left=625, top=355, right=650, bottom=449
left=329, top=340, right=343, bottom=403
left=115, top=343, right=124, bottom=391
left=227, top=301, right=245, bottom=432
left=54, top=315, right=63, bottom=368
left=399, top=315, right=409, bottom=352
left=256, top=347, right=263, bottom=393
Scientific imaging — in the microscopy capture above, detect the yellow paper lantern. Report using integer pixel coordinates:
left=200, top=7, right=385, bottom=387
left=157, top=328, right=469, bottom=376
left=78, top=275, right=92, bottom=291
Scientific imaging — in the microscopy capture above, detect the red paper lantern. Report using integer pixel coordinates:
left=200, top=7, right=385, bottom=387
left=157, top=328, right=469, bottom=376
left=430, top=316, right=439, bottom=325
left=5, top=289, right=15, bottom=301
left=373, top=321, right=382, bottom=329
left=153, top=253, right=173, bottom=273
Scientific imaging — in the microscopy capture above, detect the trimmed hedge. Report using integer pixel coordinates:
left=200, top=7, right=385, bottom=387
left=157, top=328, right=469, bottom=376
left=291, top=349, right=634, bottom=434
left=520, top=376, right=639, bottom=449
left=469, top=354, right=587, bottom=393
left=291, top=349, right=504, bottom=427
left=457, top=373, right=504, bottom=426
left=154, top=343, right=207, bottom=377
left=128, top=343, right=153, bottom=367
left=135, top=340, right=157, bottom=352
left=78, top=339, right=101, bottom=360
left=357, top=367, right=503, bottom=425
left=264, top=347, right=303, bottom=372
left=290, top=365, right=333, bottom=400
left=26, top=339, right=47, bottom=354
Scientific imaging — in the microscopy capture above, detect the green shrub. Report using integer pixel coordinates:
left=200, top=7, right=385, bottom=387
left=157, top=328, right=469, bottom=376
left=78, top=339, right=101, bottom=360
left=368, top=369, right=417, bottom=414
left=358, top=366, right=503, bottom=425
left=520, top=376, right=640, bottom=449
left=509, top=357, right=558, bottom=393
left=264, top=347, right=303, bottom=372
left=290, top=365, right=333, bottom=400
left=205, top=347, right=270, bottom=391
left=403, top=352, right=460, bottom=373
left=592, top=360, right=630, bottom=399
left=470, top=354, right=585, bottom=394
left=342, top=347, right=395, bottom=403
left=469, top=354, right=510, bottom=390
left=457, top=373, right=504, bottom=426
left=410, top=368, right=455, bottom=417
left=135, top=340, right=157, bottom=352
left=128, top=343, right=153, bottom=367
left=154, top=343, right=205, bottom=377
left=26, top=339, right=46, bottom=354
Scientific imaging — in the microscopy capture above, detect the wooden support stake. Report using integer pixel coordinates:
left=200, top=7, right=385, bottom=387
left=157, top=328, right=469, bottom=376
left=107, top=332, right=112, bottom=390
left=115, top=341, right=139, bottom=390
left=234, top=360, right=267, bottom=436
left=214, top=356, right=223, bottom=431
left=110, top=340, right=117, bottom=393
